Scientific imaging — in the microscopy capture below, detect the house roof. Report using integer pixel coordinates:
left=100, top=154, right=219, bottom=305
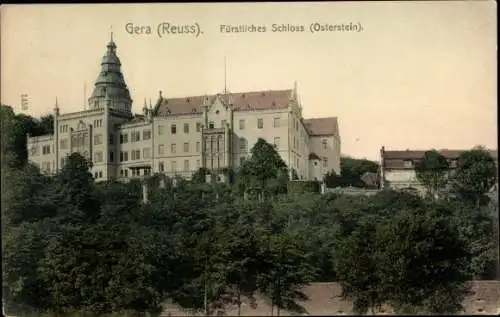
left=303, top=117, right=339, bottom=137
left=382, top=148, right=498, bottom=169
left=154, top=89, right=292, bottom=117
left=383, top=149, right=498, bottom=160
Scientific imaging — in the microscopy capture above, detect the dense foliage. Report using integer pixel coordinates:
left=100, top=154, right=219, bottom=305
left=1, top=107, right=498, bottom=316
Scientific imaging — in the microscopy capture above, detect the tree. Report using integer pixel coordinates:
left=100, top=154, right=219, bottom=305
left=323, top=157, right=379, bottom=188
left=415, top=150, right=449, bottom=199
left=451, top=147, right=497, bottom=207
left=334, top=217, right=385, bottom=314
left=375, top=206, right=471, bottom=314
left=237, top=138, right=288, bottom=201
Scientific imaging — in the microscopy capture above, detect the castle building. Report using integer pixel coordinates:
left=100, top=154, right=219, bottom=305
left=27, top=36, right=341, bottom=182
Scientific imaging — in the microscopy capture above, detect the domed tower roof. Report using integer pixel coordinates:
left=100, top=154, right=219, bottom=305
left=89, top=33, right=132, bottom=112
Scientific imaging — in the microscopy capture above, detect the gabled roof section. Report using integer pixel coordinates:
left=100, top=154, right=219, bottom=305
left=303, top=117, right=339, bottom=138
left=154, top=89, right=292, bottom=116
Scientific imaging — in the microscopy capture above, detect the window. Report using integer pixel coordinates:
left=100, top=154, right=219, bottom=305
left=109, top=151, right=114, bottom=162
left=293, top=137, right=296, bottom=149
left=196, top=141, right=200, bottom=152
left=323, top=158, right=328, bottom=168
left=94, top=151, right=103, bottom=163
left=159, top=162, right=164, bottom=172
left=274, top=137, right=280, bottom=149
left=143, top=148, right=151, bottom=159
left=131, top=131, right=141, bottom=142
left=184, top=123, right=189, bottom=134
left=196, top=122, right=202, bottom=132
left=295, top=120, right=299, bottom=131
left=94, top=134, right=103, bottom=145
left=109, top=134, right=114, bottom=145
left=120, top=133, right=128, bottom=144
left=42, top=145, right=51, bottom=155
left=240, top=156, right=246, bottom=166
left=120, top=169, right=124, bottom=177
left=93, top=119, right=103, bottom=128
left=60, top=157, right=67, bottom=167
left=158, top=144, right=165, bottom=155
left=184, top=159, right=189, bottom=171
left=143, top=130, right=151, bottom=140
left=257, top=118, right=263, bottom=129
left=183, top=142, right=189, bottom=153
left=99, top=171, right=103, bottom=178
left=171, top=161, right=177, bottom=172
left=296, top=158, right=300, bottom=169
left=158, top=125, right=164, bottom=135
left=208, top=122, right=214, bottom=129
left=131, top=149, right=141, bottom=160
left=60, top=139, right=68, bottom=149
left=60, top=125, right=69, bottom=133
left=239, top=119, right=245, bottom=130
left=171, top=143, right=176, bottom=153
left=171, top=124, right=177, bottom=134
left=94, top=172, right=98, bottom=179
left=119, top=151, right=128, bottom=162
left=196, top=159, right=200, bottom=169
left=221, top=120, right=226, bottom=127
left=322, top=139, right=328, bottom=151
left=273, top=117, right=280, bottom=128
left=239, top=138, right=247, bottom=152
left=124, top=169, right=128, bottom=177
left=403, top=160, right=413, bottom=168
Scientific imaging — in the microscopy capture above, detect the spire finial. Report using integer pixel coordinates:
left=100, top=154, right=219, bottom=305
left=149, top=98, right=152, bottom=109
left=55, top=96, right=59, bottom=108
left=110, top=26, right=114, bottom=42
left=224, top=56, right=228, bottom=94
left=293, top=81, right=298, bottom=100
left=143, top=98, right=148, bottom=108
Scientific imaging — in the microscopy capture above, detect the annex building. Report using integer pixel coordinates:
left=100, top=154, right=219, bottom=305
left=380, top=146, right=498, bottom=193
left=27, top=36, right=341, bottom=182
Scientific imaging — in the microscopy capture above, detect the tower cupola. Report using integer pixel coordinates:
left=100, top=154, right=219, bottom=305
left=88, top=33, right=132, bottom=113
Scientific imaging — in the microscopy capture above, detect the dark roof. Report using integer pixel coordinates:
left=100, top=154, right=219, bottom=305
left=361, top=172, right=379, bottom=187
left=303, top=117, right=339, bottom=137
left=154, top=89, right=292, bottom=117
left=309, top=152, right=321, bottom=160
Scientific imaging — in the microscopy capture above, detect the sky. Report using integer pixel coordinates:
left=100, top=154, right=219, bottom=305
left=1, top=2, right=497, bottom=160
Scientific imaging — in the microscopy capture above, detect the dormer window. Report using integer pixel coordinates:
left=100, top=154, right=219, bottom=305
left=403, top=160, right=413, bottom=168
left=216, top=110, right=220, bottom=115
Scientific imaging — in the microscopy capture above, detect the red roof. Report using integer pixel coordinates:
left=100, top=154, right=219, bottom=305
left=154, top=89, right=292, bottom=116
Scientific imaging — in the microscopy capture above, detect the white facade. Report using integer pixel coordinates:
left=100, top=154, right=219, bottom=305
left=26, top=38, right=341, bottom=182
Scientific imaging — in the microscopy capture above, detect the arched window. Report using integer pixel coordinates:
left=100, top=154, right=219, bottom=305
left=210, top=136, right=216, bottom=153
left=204, top=136, right=210, bottom=153
left=217, top=135, right=224, bottom=152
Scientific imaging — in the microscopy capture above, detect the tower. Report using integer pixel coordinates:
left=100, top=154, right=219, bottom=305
left=54, top=97, right=60, bottom=170
left=88, top=33, right=133, bottom=113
